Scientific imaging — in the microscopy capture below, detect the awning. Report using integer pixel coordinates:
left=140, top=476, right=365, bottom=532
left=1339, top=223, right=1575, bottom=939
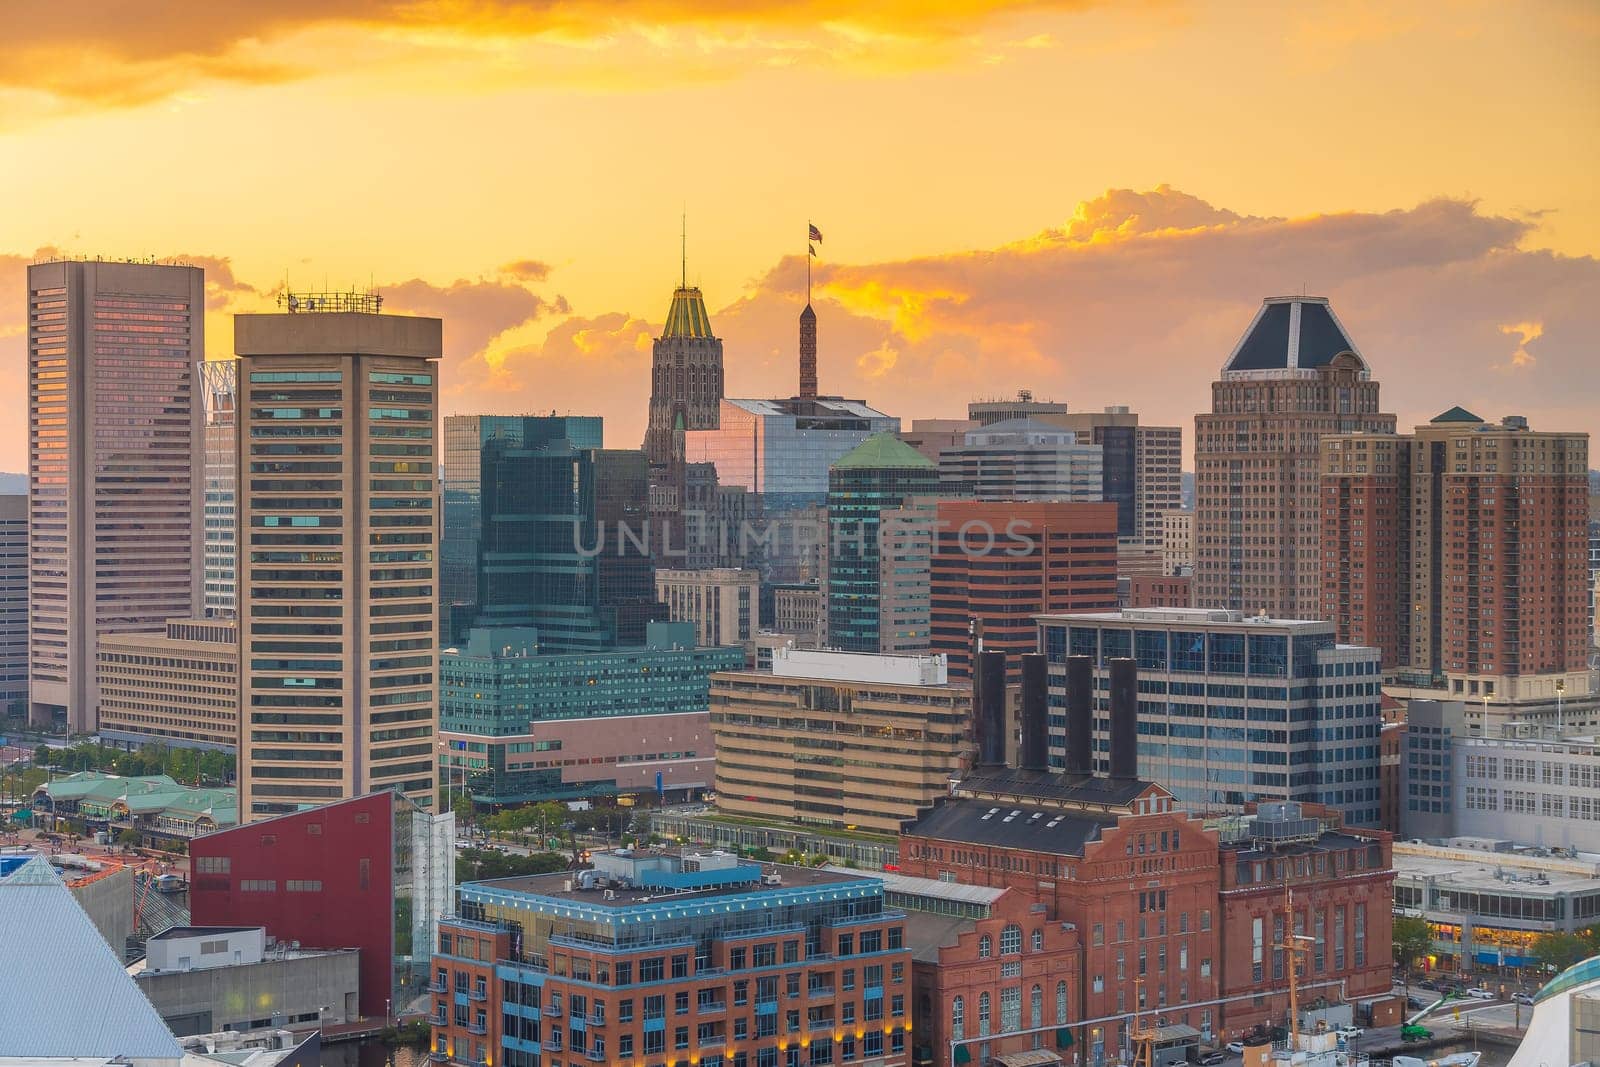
left=1055, top=1029, right=1074, bottom=1050
left=954, top=1046, right=972, bottom=1064
left=995, top=1051, right=1062, bottom=1067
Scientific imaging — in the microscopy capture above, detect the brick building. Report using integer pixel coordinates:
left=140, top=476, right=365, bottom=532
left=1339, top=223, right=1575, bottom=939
left=432, top=851, right=913, bottom=1067
left=1123, top=574, right=1191, bottom=609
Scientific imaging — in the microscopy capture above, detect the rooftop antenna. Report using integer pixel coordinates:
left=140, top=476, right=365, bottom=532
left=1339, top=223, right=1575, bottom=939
left=680, top=209, right=687, bottom=290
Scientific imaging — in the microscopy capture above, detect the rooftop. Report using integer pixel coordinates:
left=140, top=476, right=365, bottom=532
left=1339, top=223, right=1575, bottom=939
left=661, top=286, right=716, bottom=340
left=1037, top=606, right=1333, bottom=630
left=831, top=432, right=934, bottom=470
left=474, top=857, right=868, bottom=908
left=724, top=396, right=891, bottom=420
left=1222, top=296, right=1367, bottom=376
left=42, top=771, right=237, bottom=829
left=149, top=925, right=260, bottom=940
left=1393, top=842, right=1600, bottom=895
left=956, top=767, right=1157, bottom=809
left=763, top=646, right=952, bottom=686
left=907, top=798, right=1115, bottom=857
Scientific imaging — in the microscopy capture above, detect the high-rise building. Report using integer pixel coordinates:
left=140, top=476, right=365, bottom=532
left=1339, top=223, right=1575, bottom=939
left=936, top=418, right=1103, bottom=501
left=198, top=359, right=238, bottom=618
left=438, top=622, right=743, bottom=806
left=709, top=648, right=978, bottom=834
left=1322, top=409, right=1590, bottom=702
left=655, top=567, right=760, bottom=652
left=442, top=415, right=603, bottom=642
left=97, top=618, right=238, bottom=751
left=684, top=397, right=899, bottom=512
left=826, top=434, right=939, bottom=652
left=0, top=493, right=25, bottom=710
left=1161, top=507, right=1194, bottom=576
left=879, top=498, right=938, bottom=655
left=930, top=500, right=1119, bottom=679
left=26, top=259, right=205, bottom=731
left=642, top=282, right=723, bottom=504
left=968, top=389, right=1068, bottom=426
left=591, top=448, right=667, bottom=647
left=1037, top=607, right=1384, bottom=825
left=1134, top=423, right=1185, bottom=543
left=1194, top=295, right=1395, bottom=617
left=234, top=301, right=441, bottom=819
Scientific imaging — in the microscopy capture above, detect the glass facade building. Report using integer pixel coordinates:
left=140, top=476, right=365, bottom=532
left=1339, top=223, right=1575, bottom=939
left=26, top=260, right=205, bottom=731
left=685, top=397, right=899, bottom=512
left=1037, top=607, right=1383, bottom=826
left=439, top=622, right=743, bottom=805
left=442, top=416, right=603, bottom=643
left=826, top=435, right=938, bottom=653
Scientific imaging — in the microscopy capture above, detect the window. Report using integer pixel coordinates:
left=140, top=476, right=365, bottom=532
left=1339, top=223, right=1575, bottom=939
left=951, top=996, right=964, bottom=1041
left=978, top=935, right=992, bottom=959
left=1030, top=985, right=1042, bottom=1029
left=1000, top=924, right=1022, bottom=955
left=1031, top=929, right=1043, bottom=952
left=978, top=993, right=991, bottom=1037
left=1000, top=987, right=1021, bottom=1032
left=1056, top=982, right=1067, bottom=1023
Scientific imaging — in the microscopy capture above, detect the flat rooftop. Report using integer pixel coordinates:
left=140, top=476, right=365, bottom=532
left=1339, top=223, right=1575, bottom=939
left=476, top=862, right=870, bottom=907
left=149, top=926, right=259, bottom=940
left=1394, top=849, right=1600, bottom=895
left=1037, top=607, right=1330, bottom=629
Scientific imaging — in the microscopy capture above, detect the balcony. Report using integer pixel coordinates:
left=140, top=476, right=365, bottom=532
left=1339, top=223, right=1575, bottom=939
left=808, top=986, right=835, bottom=1000
left=429, top=980, right=449, bottom=994
left=466, top=1023, right=487, bottom=1036
left=468, top=988, right=487, bottom=1002
left=696, top=1001, right=726, bottom=1015
left=586, top=1051, right=607, bottom=1063
left=809, top=1019, right=836, bottom=1032
left=543, top=1004, right=564, bottom=1017
left=429, top=1053, right=449, bottom=1063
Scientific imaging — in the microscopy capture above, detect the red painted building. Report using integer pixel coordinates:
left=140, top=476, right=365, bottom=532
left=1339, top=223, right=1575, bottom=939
left=191, top=791, right=454, bottom=1020
left=1124, top=574, right=1192, bottom=609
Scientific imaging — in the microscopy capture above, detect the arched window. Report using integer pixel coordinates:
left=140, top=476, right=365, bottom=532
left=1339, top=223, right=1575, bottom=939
left=978, top=935, right=992, bottom=959
left=1056, top=981, right=1068, bottom=1023
left=1000, top=923, right=1023, bottom=955
left=952, top=996, right=965, bottom=1041
left=978, top=992, right=991, bottom=1037
left=1031, top=928, right=1044, bottom=952
left=1030, top=985, right=1043, bottom=1030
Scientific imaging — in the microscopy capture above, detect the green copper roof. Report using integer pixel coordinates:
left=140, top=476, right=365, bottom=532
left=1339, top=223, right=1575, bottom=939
left=832, top=432, right=935, bottom=470
left=662, top=286, right=715, bottom=339
left=1431, top=405, right=1484, bottom=423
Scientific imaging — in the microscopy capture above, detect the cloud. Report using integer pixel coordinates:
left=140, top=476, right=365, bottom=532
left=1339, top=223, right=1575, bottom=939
left=1496, top=321, right=1543, bottom=371
left=498, top=259, right=553, bottom=282
left=0, top=1, right=1108, bottom=114
left=382, top=275, right=556, bottom=366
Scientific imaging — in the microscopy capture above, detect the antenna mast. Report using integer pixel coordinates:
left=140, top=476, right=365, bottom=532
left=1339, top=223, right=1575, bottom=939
left=681, top=211, right=687, bottom=290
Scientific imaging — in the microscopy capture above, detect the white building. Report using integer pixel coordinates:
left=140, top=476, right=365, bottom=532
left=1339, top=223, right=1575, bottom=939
left=936, top=417, right=1104, bottom=501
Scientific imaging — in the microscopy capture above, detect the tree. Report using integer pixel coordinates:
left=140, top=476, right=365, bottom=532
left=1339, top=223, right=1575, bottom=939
left=1392, top=916, right=1433, bottom=995
left=1532, top=931, right=1593, bottom=974
left=116, top=828, right=141, bottom=849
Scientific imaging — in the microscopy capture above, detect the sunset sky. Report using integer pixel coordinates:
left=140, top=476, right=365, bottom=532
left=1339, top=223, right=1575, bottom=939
left=2, top=1, right=1597, bottom=472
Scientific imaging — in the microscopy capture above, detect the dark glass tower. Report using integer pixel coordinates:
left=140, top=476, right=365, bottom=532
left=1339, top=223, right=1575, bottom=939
left=825, top=434, right=939, bottom=652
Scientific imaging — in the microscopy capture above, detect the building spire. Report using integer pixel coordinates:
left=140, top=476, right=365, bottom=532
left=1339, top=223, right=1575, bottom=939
left=681, top=210, right=687, bottom=290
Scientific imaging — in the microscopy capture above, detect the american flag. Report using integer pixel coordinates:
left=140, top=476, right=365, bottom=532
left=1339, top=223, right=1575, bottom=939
left=808, top=224, right=822, bottom=243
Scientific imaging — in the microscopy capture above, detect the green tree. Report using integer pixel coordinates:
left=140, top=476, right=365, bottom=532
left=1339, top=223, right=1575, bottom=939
left=1533, top=931, right=1593, bottom=973
left=116, top=828, right=141, bottom=849
left=1392, top=916, right=1433, bottom=996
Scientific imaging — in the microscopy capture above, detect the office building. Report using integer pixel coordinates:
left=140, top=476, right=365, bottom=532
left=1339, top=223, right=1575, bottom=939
left=441, top=415, right=604, bottom=643
left=1392, top=839, right=1600, bottom=972
left=433, top=852, right=913, bottom=1067
left=642, top=281, right=724, bottom=499
left=1161, top=508, right=1193, bottom=576
left=709, top=648, right=978, bottom=834
left=234, top=301, right=440, bottom=819
left=968, top=389, right=1069, bottom=426
left=438, top=622, right=743, bottom=806
left=96, top=618, right=239, bottom=751
left=936, top=418, right=1103, bottom=501
left=769, top=581, right=823, bottom=644
left=27, top=259, right=205, bottom=731
left=0, top=855, right=183, bottom=1066
left=826, top=434, right=939, bottom=652
left=1194, top=295, right=1395, bottom=617
left=1038, top=608, right=1384, bottom=826
left=655, top=567, right=760, bottom=653
left=198, top=359, right=239, bottom=618
left=684, top=397, right=899, bottom=512
left=900, top=417, right=979, bottom=465
left=191, top=790, right=455, bottom=1021
left=134, top=925, right=360, bottom=1036
left=931, top=501, right=1119, bottom=680
left=878, top=498, right=937, bottom=655
left=0, top=493, right=25, bottom=710
left=1322, top=409, right=1590, bottom=702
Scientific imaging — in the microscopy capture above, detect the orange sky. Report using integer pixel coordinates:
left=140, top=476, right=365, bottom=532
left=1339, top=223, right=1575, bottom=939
left=2, top=1, right=1598, bottom=470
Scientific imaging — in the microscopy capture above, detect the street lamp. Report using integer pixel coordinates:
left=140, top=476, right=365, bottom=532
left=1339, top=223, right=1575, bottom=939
left=318, top=1004, right=331, bottom=1038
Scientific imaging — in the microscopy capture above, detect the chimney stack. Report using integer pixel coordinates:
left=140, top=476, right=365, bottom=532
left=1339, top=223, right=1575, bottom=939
left=1108, top=656, right=1138, bottom=780
left=1019, top=653, right=1049, bottom=773
left=977, top=648, right=1008, bottom=768
left=1064, top=654, right=1093, bottom=775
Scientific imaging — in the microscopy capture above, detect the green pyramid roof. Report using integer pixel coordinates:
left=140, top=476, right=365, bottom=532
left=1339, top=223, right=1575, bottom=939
left=662, top=286, right=715, bottom=339
left=831, top=433, right=935, bottom=470
left=1431, top=405, right=1485, bottom=424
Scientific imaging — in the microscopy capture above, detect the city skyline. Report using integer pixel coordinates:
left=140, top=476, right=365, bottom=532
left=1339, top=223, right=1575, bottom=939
left=2, top=3, right=1599, bottom=473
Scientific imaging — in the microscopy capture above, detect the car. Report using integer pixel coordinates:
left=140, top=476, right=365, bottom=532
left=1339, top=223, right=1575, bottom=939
left=1334, top=1026, right=1363, bottom=1039
left=1195, top=1053, right=1227, bottom=1066
left=1512, top=991, right=1534, bottom=1005
left=1417, top=979, right=1440, bottom=991
left=1225, top=1043, right=1245, bottom=1055
left=1466, top=987, right=1495, bottom=1000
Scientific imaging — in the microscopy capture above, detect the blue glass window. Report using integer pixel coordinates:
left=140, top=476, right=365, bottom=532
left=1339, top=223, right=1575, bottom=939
left=1101, top=629, right=1131, bottom=663
left=1135, top=630, right=1167, bottom=671
left=1070, top=627, right=1098, bottom=660
left=1171, top=631, right=1205, bottom=672
left=1249, top=634, right=1288, bottom=677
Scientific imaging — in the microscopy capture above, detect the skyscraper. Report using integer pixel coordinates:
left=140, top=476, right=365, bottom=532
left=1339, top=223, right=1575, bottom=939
left=825, top=434, right=939, bottom=652
left=642, top=281, right=723, bottom=499
left=198, top=359, right=239, bottom=618
left=441, top=415, right=603, bottom=642
left=0, top=494, right=25, bottom=711
left=1322, top=409, right=1590, bottom=703
left=1193, top=296, right=1395, bottom=617
left=26, top=259, right=205, bottom=731
left=234, top=299, right=441, bottom=819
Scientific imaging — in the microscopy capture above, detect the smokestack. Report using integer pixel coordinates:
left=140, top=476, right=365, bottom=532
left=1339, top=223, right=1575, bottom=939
left=1109, top=656, right=1138, bottom=780
left=977, top=648, right=1007, bottom=768
left=1065, top=655, right=1093, bottom=776
left=1020, top=653, right=1049, bottom=772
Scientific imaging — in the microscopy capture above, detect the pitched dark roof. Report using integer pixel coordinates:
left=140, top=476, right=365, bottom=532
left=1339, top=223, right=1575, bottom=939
left=956, top=767, right=1158, bottom=808
left=1430, top=405, right=1484, bottom=424
left=906, top=798, right=1112, bottom=856
left=1224, top=297, right=1365, bottom=374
